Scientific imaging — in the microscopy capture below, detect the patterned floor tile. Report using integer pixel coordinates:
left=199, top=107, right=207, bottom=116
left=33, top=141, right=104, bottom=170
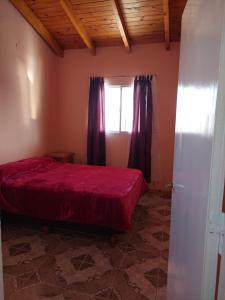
left=63, top=291, right=91, bottom=300
left=42, top=234, right=68, bottom=256
left=152, top=232, right=169, bottom=242
left=139, top=226, right=170, bottom=251
left=119, top=247, right=160, bottom=270
left=2, top=191, right=171, bottom=300
left=92, top=287, right=121, bottom=300
left=7, top=285, right=40, bottom=300
left=63, top=269, right=115, bottom=297
left=55, top=245, right=113, bottom=284
left=16, top=271, right=39, bottom=289
left=125, top=257, right=161, bottom=299
left=3, top=274, right=15, bottom=299
left=113, top=270, right=153, bottom=300
left=35, top=284, right=63, bottom=299
left=161, top=249, right=169, bottom=262
left=157, top=209, right=170, bottom=217
left=118, top=241, right=136, bottom=253
left=40, top=296, right=65, bottom=300
left=4, top=260, right=35, bottom=277
left=37, top=255, right=67, bottom=289
left=9, top=242, right=31, bottom=256
left=7, top=283, right=63, bottom=300
left=144, top=268, right=167, bottom=288
left=71, top=254, right=95, bottom=271
left=3, top=235, right=45, bottom=265
left=156, top=286, right=167, bottom=300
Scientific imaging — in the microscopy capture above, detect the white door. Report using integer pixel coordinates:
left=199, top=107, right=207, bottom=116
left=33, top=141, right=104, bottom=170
left=167, top=0, right=225, bottom=300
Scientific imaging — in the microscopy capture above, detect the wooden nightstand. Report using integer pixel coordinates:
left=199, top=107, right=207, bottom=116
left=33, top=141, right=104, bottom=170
left=47, top=152, right=75, bottom=163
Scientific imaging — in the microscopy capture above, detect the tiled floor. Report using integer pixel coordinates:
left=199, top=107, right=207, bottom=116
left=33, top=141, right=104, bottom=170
left=1, top=191, right=171, bottom=300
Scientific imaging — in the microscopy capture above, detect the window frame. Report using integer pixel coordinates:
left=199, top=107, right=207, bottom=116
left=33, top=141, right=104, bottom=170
left=105, top=84, right=133, bottom=134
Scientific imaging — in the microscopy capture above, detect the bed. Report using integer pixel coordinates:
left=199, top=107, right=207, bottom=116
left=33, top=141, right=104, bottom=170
left=0, top=156, right=148, bottom=230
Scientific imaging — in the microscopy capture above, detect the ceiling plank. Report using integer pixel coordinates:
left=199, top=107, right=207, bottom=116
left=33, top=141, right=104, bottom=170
left=9, top=0, right=63, bottom=56
left=110, top=0, right=131, bottom=51
left=163, top=0, right=170, bottom=50
left=60, top=0, right=96, bottom=54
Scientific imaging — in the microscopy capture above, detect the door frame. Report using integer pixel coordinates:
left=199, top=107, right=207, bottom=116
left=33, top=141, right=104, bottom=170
left=217, top=218, right=225, bottom=299
left=201, top=7, right=225, bottom=299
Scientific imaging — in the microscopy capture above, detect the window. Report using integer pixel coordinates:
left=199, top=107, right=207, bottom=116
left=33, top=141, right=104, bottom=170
left=105, top=85, right=133, bottom=133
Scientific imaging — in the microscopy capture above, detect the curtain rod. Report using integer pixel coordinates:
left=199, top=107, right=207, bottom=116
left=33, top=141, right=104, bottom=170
left=89, top=74, right=157, bottom=78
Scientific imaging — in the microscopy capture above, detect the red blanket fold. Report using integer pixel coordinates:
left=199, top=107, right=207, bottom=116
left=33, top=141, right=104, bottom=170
left=0, top=157, right=148, bottom=230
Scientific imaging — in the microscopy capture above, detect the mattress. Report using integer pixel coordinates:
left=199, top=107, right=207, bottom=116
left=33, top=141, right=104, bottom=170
left=0, top=156, right=148, bottom=230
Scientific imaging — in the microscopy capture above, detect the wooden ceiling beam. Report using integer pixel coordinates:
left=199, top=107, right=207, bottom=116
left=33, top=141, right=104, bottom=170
left=163, top=0, right=170, bottom=50
left=60, top=0, right=96, bottom=55
left=110, top=0, right=131, bottom=51
left=9, top=0, right=63, bottom=56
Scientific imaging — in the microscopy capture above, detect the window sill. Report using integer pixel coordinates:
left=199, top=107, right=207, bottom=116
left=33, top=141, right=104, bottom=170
left=106, top=131, right=131, bottom=135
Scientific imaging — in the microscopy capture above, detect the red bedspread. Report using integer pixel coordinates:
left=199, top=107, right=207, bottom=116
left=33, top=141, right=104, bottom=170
left=0, top=157, right=148, bottom=230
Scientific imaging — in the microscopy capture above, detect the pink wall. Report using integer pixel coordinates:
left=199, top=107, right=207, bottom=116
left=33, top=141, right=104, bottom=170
left=58, top=43, right=180, bottom=189
left=0, top=0, right=59, bottom=164
left=0, top=0, right=180, bottom=188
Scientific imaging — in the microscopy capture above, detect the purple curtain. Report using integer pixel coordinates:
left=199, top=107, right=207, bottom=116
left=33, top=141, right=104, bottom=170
left=87, top=77, right=106, bottom=166
left=128, top=75, right=153, bottom=182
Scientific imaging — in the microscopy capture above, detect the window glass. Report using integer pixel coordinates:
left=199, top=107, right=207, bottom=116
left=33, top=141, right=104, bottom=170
left=121, top=86, right=133, bottom=132
left=105, top=86, right=121, bottom=132
left=105, top=85, right=133, bottom=133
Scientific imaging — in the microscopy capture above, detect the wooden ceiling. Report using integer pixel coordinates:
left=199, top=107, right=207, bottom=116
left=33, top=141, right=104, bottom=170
left=10, top=0, right=187, bottom=56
